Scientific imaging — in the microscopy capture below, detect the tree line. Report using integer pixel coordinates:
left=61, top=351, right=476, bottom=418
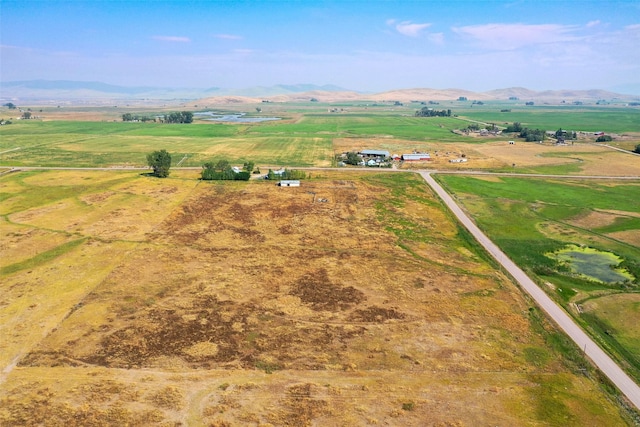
left=123, top=111, right=193, bottom=123
left=415, top=107, right=452, bottom=117
left=503, top=122, right=545, bottom=142
left=201, top=160, right=254, bottom=181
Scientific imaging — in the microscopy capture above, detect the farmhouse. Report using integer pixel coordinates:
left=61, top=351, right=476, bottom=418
left=450, top=158, right=468, bottom=163
left=278, top=180, right=300, bottom=187
left=402, top=153, right=431, bottom=161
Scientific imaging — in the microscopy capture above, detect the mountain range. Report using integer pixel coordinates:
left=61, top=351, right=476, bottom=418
left=1, top=80, right=638, bottom=104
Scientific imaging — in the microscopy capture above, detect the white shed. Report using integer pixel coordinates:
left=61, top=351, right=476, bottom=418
left=278, top=180, right=300, bottom=187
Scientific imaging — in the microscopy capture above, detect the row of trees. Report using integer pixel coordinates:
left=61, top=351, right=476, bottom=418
left=163, top=112, right=193, bottom=123
left=125, top=111, right=194, bottom=123
left=415, top=107, right=452, bottom=117
left=146, top=150, right=259, bottom=181
left=201, top=160, right=254, bottom=181
left=502, top=122, right=545, bottom=141
left=519, top=128, right=546, bottom=142
left=122, top=113, right=156, bottom=122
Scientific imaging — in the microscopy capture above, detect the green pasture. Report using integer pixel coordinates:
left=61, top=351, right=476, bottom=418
left=0, top=120, right=335, bottom=167
left=436, top=174, right=640, bottom=381
left=459, top=106, right=640, bottom=134
left=0, top=114, right=476, bottom=167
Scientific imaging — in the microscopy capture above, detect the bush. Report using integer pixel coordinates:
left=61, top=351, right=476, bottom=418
left=596, top=135, right=612, bottom=142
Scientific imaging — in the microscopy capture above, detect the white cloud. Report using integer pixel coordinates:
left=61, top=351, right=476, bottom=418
left=215, top=34, right=243, bottom=40
left=586, top=20, right=601, bottom=28
left=395, top=21, right=431, bottom=37
left=152, top=36, right=191, bottom=43
left=452, top=23, right=579, bottom=51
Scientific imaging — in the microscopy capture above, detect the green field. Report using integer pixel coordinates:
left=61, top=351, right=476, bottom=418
left=436, top=174, right=640, bottom=382
left=0, top=115, right=470, bottom=167
left=2, top=103, right=639, bottom=168
left=458, top=105, right=640, bottom=134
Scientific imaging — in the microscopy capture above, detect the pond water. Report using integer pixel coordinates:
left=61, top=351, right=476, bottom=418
left=549, top=245, right=634, bottom=283
left=194, top=112, right=281, bottom=123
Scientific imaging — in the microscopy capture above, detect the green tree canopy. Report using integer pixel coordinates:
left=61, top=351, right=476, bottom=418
left=345, top=152, right=361, bottom=165
left=243, top=161, right=255, bottom=173
left=146, top=149, right=172, bottom=178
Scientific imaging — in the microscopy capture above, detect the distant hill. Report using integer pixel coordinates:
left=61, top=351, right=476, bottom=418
left=0, top=80, right=221, bottom=101
left=1, top=80, right=637, bottom=104
left=0, top=80, right=350, bottom=102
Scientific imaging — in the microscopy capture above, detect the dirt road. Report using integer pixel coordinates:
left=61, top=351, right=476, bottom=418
left=419, top=171, right=640, bottom=411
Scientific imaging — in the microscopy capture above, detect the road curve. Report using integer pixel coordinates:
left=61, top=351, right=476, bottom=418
left=419, top=171, right=640, bottom=410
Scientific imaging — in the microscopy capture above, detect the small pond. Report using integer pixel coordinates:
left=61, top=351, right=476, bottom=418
left=548, top=244, right=634, bottom=283
left=194, top=111, right=281, bottom=123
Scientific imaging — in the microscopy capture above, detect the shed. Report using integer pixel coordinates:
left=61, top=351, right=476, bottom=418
left=278, top=180, right=300, bottom=187
left=401, top=153, right=431, bottom=161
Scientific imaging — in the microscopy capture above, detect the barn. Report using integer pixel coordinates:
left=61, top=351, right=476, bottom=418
left=360, top=149, right=390, bottom=159
left=401, top=153, right=431, bottom=161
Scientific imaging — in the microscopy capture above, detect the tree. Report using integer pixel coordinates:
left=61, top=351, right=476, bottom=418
left=634, top=144, right=640, bottom=154
left=21, top=111, right=32, bottom=119
left=201, top=161, right=250, bottom=181
left=415, top=107, right=451, bottom=117
left=504, top=122, right=523, bottom=133
left=3, top=102, right=16, bottom=109
left=215, top=159, right=230, bottom=171
left=345, top=152, right=361, bottom=165
left=146, top=149, right=172, bottom=177
left=596, top=135, right=612, bottom=143
left=243, top=161, right=255, bottom=173
left=163, top=111, right=193, bottom=123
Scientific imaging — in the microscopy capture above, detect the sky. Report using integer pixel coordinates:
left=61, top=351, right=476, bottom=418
left=2, top=0, right=640, bottom=93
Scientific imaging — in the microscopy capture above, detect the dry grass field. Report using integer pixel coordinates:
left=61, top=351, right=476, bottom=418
left=0, top=169, right=631, bottom=426
left=333, top=137, right=640, bottom=175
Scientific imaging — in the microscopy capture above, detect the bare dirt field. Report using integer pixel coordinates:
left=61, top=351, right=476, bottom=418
left=0, top=170, right=631, bottom=425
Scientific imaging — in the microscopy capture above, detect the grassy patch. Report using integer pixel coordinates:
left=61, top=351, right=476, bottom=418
left=1, top=238, right=87, bottom=275
left=439, top=173, right=640, bottom=383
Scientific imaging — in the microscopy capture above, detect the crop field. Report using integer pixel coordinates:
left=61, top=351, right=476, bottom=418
left=0, top=169, right=632, bottom=425
left=435, top=175, right=640, bottom=384
left=459, top=106, right=640, bottom=135
left=2, top=103, right=639, bottom=174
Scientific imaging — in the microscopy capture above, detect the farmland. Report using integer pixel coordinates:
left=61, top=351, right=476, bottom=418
left=0, top=168, right=633, bottom=425
left=1, top=101, right=639, bottom=425
left=435, top=175, right=640, bottom=385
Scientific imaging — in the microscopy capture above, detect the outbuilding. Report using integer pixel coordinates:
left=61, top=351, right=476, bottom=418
left=278, top=180, right=300, bottom=187
left=401, top=153, right=431, bottom=161
left=360, top=149, right=390, bottom=159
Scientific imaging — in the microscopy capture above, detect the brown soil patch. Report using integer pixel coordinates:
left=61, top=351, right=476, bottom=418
left=290, top=269, right=365, bottom=311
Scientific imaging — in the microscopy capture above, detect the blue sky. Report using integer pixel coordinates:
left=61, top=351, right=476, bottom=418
left=2, top=0, right=640, bottom=92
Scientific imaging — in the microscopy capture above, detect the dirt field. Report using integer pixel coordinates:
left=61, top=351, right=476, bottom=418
left=0, top=170, right=630, bottom=425
left=333, top=137, right=640, bottom=175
